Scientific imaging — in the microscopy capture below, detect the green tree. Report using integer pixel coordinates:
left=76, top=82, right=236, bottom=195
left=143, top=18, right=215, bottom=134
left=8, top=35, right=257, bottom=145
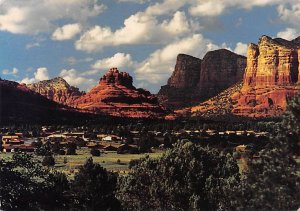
left=0, top=152, right=69, bottom=210
left=90, top=148, right=101, bottom=156
left=229, top=92, right=300, bottom=210
left=70, top=157, right=121, bottom=210
left=117, top=141, right=239, bottom=211
left=42, top=155, right=55, bottom=167
left=66, top=142, right=77, bottom=155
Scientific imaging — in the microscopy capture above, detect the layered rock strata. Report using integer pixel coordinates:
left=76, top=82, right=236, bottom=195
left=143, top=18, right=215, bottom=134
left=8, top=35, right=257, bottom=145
left=232, top=35, right=300, bottom=117
left=157, top=50, right=246, bottom=109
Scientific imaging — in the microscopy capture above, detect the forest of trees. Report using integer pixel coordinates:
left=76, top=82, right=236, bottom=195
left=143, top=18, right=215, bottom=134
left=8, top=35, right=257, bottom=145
left=0, top=92, right=299, bottom=210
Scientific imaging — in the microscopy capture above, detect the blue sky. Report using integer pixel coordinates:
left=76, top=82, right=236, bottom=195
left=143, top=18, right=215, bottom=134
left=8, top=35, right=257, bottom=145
left=0, top=0, right=300, bottom=93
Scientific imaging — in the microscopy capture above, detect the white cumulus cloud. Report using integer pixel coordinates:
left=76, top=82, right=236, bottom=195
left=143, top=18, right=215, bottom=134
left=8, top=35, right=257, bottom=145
left=34, top=67, right=49, bottom=81
left=0, top=0, right=105, bottom=34
left=234, top=42, right=248, bottom=56
left=92, top=53, right=135, bottom=70
left=2, top=67, right=19, bottom=76
left=20, top=67, right=49, bottom=84
left=52, top=23, right=81, bottom=41
left=75, top=11, right=191, bottom=52
left=277, top=28, right=300, bottom=40
left=59, top=69, right=95, bottom=91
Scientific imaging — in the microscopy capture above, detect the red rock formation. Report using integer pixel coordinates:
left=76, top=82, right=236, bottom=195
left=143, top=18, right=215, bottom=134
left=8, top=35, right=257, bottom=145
left=157, top=54, right=202, bottom=109
left=27, top=77, right=84, bottom=106
left=73, top=68, right=166, bottom=118
left=232, top=35, right=300, bottom=117
left=157, top=50, right=246, bottom=109
left=199, top=49, right=246, bottom=98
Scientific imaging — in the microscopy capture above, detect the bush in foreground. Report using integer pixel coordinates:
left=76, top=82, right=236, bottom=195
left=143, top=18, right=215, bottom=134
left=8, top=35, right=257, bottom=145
left=117, top=141, right=240, bottom=210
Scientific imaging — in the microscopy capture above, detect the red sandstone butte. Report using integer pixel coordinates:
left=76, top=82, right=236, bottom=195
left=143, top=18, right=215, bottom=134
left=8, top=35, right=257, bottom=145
left=232, top=35, right=300, bottom=117
left=73, top=68, right=167, bottom=118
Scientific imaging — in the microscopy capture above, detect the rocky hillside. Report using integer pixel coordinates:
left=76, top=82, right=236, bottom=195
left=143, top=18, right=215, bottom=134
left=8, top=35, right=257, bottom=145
left=0, top=79, right=86, bottom=124
left=73, top=68, right=167, bottom=118
left=27, top=77, right=84, bottom=106
left=232, top=35, right=300, bottom=117
left=189, top=82, right=243, bottom=118
left=157, top=49, right=246, bottom=109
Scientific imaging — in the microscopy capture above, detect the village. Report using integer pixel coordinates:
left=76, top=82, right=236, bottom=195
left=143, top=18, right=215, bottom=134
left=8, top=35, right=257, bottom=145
left=0, top=126, right=270, bottom=155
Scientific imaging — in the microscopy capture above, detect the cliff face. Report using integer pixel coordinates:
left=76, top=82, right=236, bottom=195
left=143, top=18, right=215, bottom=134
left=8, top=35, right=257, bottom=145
left=199, top=49, right=246, bottom=98
left=73, top=68, right=166, bottom=118
left=27, top=77, right=84, bottom=106
left=157, top=54, right=202, bottom=109
left=232, top=35, right=300, bottom=117
left=157, top=50, right=246, bottom=109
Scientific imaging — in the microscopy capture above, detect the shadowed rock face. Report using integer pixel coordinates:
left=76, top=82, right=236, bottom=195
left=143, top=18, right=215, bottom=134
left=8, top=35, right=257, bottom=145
left=157, top=50, right=246, bottom=109
left=27, top=77, right=84, bottom=106
left=199, top=49, right=246, bottom=98
left=232, top=35, right=300, bottom=117
left=73, top=68, right=167, bottom=118
left=158, top=54, right=202, bottom=109
left=0, top=79, right=64, bottom=123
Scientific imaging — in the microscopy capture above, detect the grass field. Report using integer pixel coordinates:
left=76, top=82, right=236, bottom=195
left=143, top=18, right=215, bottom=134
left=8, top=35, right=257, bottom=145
left=54, top=149, right=163, bottom=177
left=0, top=149, right=163, bottom=177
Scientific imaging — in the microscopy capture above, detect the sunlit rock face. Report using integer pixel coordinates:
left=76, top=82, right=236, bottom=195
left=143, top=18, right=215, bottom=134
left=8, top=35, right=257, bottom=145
left=73, top=68, right=167, bottom=118
left=27, top=77, right=84, bottom=106
left=157, top=50, right=246, bottom=109
left=232, top=35, right=300, bottom=117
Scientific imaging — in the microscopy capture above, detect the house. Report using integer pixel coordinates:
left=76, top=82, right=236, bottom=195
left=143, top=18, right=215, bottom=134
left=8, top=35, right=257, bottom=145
left=2, top=143, right=34, bottom=153
left=2, top=135, right=20, bottom=145
left=64, top=132, right=85, bottom=139
left=102, top=135, right=121, bottom=142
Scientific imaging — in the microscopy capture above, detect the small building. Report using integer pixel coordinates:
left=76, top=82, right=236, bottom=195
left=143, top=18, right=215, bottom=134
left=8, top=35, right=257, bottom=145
left=102, top=135, right=121, bottom=142
left=2, top=135, right=20, bottom=145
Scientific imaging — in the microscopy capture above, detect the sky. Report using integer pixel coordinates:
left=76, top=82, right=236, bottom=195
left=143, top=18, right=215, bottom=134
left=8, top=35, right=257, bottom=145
left=0, top=0, right=300, bottom=93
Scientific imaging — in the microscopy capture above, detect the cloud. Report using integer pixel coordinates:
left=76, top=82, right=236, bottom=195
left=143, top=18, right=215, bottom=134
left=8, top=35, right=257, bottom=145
left=20, top=67, right=49, bottom=84
left=34, top=67, right=49, bottom=81
left=0, top=0, right=106, bottom=34
left=189, top=1, right=226, bottom=17
left=234, top=42, right=248, bottom=56
left=277, top=3, right=300, bottom=28
left=118, top=0, right=149, bottom=3
left=75, top=11, right=191, bottom=52
left=26, top=42, right=40, bottom=49
left=2, top=67, right=19, bottom=76
left=135, top=34, right=218, bottom=86
left=63, top=57, right=94, bottom=65
left=52, top=23, right=81, bottom=41
left=188, top=0, right=294, bottom=17
left=92, top=53, right=135, bottom=70
left=20, top=77, right=36, bottom=84
left=277, top=28, right=300, bottom=40
left=59, top=69, right=95, bottom=91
